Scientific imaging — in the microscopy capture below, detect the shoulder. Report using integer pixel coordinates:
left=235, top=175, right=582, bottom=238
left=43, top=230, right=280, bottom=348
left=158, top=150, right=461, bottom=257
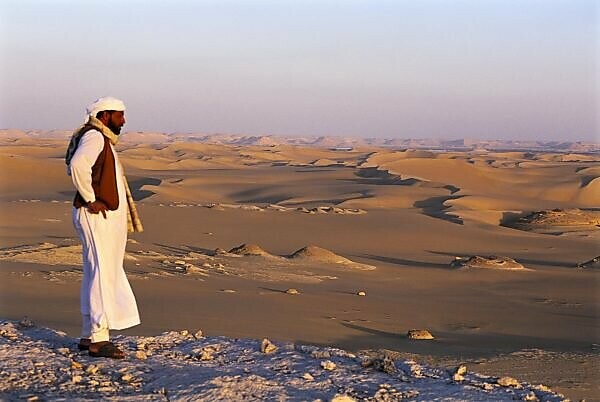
left=79, top=129, right=106, bottom=146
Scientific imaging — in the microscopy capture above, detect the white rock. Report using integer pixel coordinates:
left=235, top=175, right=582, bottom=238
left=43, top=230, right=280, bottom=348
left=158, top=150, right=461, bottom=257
left=121, top=374, right=133, bottom=382
left=452, top=373, right=465, bottom=382
left=261, top=338, right=278, bottom=354
left=18, top=317, right=35, bottom=328
left=356, top=291, right=366, bottom=296
left=497, top=376, right=519, bottom=387
left=455, top=364, right=467, bottom=376
left=524, top=392, right=539, bottom=401
left=85, top=365, right=99, bottom=375
left=285, top=288, right=300, bottom=295
left=302, top=373, right=314, bottom=381
left=407, top=329, right=434, bottom=340
left=311, top=350, right=331, bottom=359
left=331, top=395, right=356, bottom=402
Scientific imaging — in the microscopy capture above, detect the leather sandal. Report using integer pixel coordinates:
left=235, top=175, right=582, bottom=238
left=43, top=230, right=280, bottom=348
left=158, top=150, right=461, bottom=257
left=78, top=338, right=91, bottom=351
left=88, top=341, right=125, bottom=359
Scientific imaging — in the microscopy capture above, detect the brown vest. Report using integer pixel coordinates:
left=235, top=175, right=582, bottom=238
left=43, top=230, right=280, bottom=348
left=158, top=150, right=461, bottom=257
left=73, top=128, right=120, bottom=210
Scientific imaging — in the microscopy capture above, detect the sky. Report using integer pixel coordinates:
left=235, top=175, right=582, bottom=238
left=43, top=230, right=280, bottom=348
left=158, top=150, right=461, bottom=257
left=0, top=0, right=597, bottom=141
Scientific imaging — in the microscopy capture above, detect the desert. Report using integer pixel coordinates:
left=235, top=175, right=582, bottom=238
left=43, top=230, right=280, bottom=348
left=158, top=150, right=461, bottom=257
left=0, top=131, right=598, bottom=400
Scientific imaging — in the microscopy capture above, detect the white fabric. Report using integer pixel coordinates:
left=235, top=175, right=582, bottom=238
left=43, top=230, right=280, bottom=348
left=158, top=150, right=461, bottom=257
left=69, top=130, right=104, bottom=203
left=82, top=314, right=109, bottom=343
left=86, top=96, right=126, bottom=120
left=71, top=130, right=140, bottom=333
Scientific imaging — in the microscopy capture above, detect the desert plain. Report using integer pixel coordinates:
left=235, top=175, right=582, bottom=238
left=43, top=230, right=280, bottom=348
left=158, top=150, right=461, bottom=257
left=0, top=131, right=598, bottom=400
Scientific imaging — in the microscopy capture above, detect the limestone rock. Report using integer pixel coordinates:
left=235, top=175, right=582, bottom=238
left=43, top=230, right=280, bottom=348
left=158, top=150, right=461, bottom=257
left=261, top=338, right=278, bottom=354
left=451, top=255, right=525, bottom=270
left=121, top=374, right=134, bottom=382
left=18, top=317, right=35, bottom=328
left=229, top=244, right=271, bottom=257
left=452, top=365, right=467, bottom=381
left=407, top=329, right=434, bottom=340
left=577, top=255, right=600, bottom=269
left=331, top=395, right=356, bottom=402
left=302, top=373, right=314, bottom=381
left=497, top=376, right=519, bottom=387
left=86, top=365, right=99, bottom=375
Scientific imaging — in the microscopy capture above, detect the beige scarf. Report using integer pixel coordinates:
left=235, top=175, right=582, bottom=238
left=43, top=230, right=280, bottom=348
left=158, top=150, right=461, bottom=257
left=66, top=116, right=144, bottom=233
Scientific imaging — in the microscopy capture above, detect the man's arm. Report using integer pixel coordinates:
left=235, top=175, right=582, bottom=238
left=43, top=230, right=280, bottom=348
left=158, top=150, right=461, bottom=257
left=70, top=130, right=108, bottom=217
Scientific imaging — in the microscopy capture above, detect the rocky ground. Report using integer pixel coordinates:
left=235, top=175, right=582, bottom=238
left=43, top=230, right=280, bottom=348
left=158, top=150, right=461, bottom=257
left=0, top=319, right=568, bottom=401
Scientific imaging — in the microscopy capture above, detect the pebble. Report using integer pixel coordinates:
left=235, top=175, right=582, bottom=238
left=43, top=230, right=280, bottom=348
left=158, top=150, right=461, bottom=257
left=407, top=329, right=434, bottom=340
left=312, top=350, right=331, bottom=359
left=356, top=291, right=366, bottom=296
left=135, top=350, right=148, bottom=360
left=302, top=373, right=314, bottom=381
left=497, top=376, right=519, bottom=387
left=57, top=348, right=70, bottom=355
left=85, top=365, right=99, bottom=375
left=72, top=375, right=82, bottom=384
left=261, top=338, right=278, bottom=354
left=71, top=361, right=82, bottom=370
left=331, top=395, right=356, bottom=402
left=121, top=374, right=134, bottom=382
left=285, top=288, right=300, bottom=295
left=453, top=364, right=467, bottom=381
left=452, top=373, right=465, bottom=382
left=321, top=360, right=337, bottom=371
left=194, top=329, right=204, bottom=339
left=18, top=317, right=35, bottom=328
left=524, top=392, right=539, bottom=401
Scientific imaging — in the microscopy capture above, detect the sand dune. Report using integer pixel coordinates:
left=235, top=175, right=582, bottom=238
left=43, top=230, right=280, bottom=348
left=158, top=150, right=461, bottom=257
left=1, top=136, right=599, bottom=400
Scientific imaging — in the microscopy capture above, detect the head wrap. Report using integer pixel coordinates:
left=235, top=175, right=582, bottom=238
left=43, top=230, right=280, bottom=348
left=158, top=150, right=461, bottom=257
left=86, top=96, right=126, bottom=119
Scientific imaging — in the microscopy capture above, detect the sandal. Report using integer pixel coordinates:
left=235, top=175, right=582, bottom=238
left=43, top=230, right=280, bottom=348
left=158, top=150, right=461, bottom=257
left=78, top=338, right=91, bottom=351
left=88, top=341, right=125, bottom=359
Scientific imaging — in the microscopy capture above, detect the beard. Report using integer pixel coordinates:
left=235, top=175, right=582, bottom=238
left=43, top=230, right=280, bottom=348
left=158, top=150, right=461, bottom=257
left=107, top=121, right=122, bottom=135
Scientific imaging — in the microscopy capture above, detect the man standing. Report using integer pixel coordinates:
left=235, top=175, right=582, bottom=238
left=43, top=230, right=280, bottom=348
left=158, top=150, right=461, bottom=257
left=66, top=97, right=141, bottom=359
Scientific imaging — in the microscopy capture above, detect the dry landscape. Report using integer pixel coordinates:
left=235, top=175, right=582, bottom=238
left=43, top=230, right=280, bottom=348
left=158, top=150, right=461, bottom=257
left=0, top=131, right=598, bottom=400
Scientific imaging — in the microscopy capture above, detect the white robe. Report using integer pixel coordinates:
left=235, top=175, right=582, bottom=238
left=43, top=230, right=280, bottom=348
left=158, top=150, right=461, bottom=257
left=70, top=130, right=140, bottom=331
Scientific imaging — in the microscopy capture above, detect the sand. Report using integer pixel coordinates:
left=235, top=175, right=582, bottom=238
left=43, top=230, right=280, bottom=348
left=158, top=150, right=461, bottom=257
left=0, top=134, right=598, bottom=400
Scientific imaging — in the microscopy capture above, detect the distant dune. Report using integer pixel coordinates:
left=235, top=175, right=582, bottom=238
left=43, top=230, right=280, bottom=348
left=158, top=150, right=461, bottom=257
left=2, top=129, right=598, bottom=152
left=1, top=132, right=599, bottom=400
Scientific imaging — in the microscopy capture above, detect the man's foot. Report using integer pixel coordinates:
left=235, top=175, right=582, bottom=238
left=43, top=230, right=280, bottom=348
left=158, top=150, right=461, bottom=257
left=88, top=341, right=125, bottom=359
left=78, top=338, right=91, bottom=351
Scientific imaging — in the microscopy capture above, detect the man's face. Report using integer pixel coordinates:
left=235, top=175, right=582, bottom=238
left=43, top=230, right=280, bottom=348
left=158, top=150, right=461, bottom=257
left=106, top=111, right=126, bottom=134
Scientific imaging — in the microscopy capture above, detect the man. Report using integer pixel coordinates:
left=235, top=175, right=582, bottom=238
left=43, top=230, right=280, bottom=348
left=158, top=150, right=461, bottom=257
left=66, top=97, right=141, bottom=359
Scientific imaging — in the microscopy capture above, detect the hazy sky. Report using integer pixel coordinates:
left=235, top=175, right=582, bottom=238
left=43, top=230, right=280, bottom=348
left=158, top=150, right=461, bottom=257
left=0, top=0, right=597, bottom=140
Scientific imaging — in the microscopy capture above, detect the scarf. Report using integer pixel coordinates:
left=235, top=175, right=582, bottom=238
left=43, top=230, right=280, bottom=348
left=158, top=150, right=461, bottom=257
left=66, top=116, right=144, bottom=233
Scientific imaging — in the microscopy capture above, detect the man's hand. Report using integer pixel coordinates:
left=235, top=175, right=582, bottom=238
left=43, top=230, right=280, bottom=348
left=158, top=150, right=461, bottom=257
left=87, top=200, right=108, bottom=218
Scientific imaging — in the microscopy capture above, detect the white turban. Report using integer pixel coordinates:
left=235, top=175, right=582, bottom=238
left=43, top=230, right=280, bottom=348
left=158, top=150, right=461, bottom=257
left=86, top=96, right=126, bottom=119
